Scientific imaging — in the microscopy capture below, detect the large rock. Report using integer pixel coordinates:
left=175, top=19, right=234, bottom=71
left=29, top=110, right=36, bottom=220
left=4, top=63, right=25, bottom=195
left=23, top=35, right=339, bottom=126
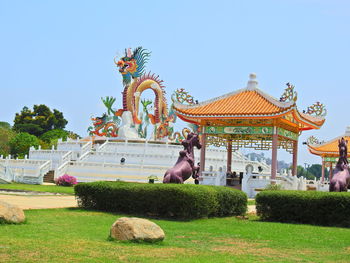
left=0, top=201, right=25, bottom=224
left=110, top=217, right=165, bottom=242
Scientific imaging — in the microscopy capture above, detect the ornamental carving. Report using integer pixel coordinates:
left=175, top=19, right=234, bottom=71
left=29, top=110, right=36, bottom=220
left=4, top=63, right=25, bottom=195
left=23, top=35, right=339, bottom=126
left=172, top=88, right=195, bottom=105
left=305, top=102, right=327, bottom=117
left=307, top=136, right=324, bottom=145
left=280, top=82, right=297, bottom=102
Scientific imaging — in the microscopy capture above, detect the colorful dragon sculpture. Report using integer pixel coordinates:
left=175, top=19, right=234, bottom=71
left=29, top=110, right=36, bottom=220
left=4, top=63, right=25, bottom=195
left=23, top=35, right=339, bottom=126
left=88, top=47, right=198, bottom=142
left=115, top=47, right=168, bottom=125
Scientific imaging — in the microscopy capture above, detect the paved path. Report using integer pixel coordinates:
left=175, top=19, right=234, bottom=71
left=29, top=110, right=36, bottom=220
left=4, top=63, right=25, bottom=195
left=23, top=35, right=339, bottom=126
left=247, top=205, right=256, bottom=214
left=0, top=194, right=77, bottom=210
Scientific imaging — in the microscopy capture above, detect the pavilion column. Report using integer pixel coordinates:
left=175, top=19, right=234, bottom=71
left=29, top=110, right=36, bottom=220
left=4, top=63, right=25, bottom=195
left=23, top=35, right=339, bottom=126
left=292, top=140, right=298, bottom=176
left=329, top=163, right=333, bottom=180
left=227, top=139, right=232, bottom=173
left=199, top=127, right=206, bottom=176
left=321, top=159, right=325, bottom=183
left=271, top=127, right=278, bottom=181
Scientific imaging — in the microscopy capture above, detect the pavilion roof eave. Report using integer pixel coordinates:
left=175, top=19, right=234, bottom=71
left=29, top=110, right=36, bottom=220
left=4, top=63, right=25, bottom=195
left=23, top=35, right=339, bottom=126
left=173, top=86, right=295, bottom=111
left=174, top=107, right=295, bottom=121
left=307, top=135, right=350, bottom=156
left=291, top=109, right=325, bottom=131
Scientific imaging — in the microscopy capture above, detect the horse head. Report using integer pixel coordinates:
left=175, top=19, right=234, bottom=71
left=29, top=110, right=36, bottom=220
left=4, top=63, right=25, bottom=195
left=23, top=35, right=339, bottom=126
left=191, top=133, right=202, bottom=150
left=182, top=133, right=201, bottom=150
left=338, top=137, right=348, bottom=156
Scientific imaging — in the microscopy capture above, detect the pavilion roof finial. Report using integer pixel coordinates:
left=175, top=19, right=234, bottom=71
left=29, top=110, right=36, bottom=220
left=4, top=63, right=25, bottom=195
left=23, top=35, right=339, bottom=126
left=246, top=73, right=258, bottom=90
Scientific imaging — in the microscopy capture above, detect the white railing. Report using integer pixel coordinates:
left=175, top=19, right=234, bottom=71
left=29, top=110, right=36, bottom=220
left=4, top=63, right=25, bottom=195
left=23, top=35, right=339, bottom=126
left=96, top=140, right=108, bottom=151
left=61, top=160, right=172, bottom=183
left=77, top=151, right=91, bottom=162
left=2, top=159, right=52, bottom=184
left=81, top=141, right=92, bottom=156
left=61, top=151, right=73, bottom=164
left=0, top=163, right=14, bottom=183
left=54, top=161, right=70, bottom=179
left=200, top=170, right=226, bottom=186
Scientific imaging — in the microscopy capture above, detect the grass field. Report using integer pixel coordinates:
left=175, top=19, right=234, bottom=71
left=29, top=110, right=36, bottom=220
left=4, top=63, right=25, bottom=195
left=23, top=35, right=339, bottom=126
left=0, top=208, right=349, bottom=263
left=0, top=183, right=74, bottom=195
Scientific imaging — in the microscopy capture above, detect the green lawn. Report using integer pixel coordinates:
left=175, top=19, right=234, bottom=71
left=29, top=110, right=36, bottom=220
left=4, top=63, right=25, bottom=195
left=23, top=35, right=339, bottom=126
left=247, top=199, right=255, bottom=206
left=0, top=183, right=74, bottom=195
left=0, top=209, right=349, bottom=263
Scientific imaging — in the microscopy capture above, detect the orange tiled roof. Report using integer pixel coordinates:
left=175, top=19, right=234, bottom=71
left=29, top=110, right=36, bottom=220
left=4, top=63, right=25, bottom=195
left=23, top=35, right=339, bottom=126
left=173, top=88, right=294, bottom=117
left=308, top=136, right=350, bottom=156
left=298, top=112, right=325, bottom=127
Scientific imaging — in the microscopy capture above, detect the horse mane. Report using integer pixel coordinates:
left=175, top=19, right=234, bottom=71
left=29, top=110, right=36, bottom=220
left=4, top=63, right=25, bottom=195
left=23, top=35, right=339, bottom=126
left=336, top=137, right=349, bottom=170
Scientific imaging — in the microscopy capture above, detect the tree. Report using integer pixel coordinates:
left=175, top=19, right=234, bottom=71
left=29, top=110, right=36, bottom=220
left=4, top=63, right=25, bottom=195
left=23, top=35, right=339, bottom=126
left=0, top=122, right=11, bottom=129
left=9, top=132, right=40, bottom=158
left=13, top=105, right=68, bottom=137
left=40, top=129, right=69, bottom=143
left=0, top=127, right=16, bottom=157
left=308, top=164, right=321, bottom=179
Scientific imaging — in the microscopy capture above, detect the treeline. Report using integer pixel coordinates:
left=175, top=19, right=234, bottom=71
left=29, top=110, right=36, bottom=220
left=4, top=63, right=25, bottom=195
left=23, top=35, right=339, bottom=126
left=0, top=105, right=80, bottom=158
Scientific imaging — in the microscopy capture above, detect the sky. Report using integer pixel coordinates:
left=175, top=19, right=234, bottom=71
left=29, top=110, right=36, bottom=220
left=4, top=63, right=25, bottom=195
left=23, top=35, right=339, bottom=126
left=0, top=0, right=350, bottom=165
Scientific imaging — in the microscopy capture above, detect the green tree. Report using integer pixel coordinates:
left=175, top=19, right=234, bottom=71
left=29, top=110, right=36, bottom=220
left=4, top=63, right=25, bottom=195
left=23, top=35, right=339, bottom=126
left=0, top=127, right=16, bottom=157
left=297, top=165, right=306, bottom=178
left=0, top=122, right=11, bottom=129
left=40, top=129, right=69, bottom=143
left=9, top=132, right=40, bottom=158
left=13, top=105, right=68, bottom=137
left=308, top=164, right=322, bottom=179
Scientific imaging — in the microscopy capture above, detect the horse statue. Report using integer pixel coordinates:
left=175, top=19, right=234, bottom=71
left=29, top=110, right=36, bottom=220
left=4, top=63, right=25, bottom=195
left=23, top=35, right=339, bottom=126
left=329, top=137, right=350, bottom=192
left=163, top=133, right=202, bottom=184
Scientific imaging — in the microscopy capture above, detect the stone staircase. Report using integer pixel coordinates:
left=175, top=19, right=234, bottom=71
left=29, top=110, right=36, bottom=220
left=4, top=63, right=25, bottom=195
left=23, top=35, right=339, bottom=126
left=43, top=170, right=55, bottom=183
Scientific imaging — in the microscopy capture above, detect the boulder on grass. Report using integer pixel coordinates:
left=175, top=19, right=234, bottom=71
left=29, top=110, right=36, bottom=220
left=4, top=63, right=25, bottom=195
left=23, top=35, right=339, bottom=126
left=110, top=217, right=165, bottom=242
left=0, top=201, right=25, bottom=224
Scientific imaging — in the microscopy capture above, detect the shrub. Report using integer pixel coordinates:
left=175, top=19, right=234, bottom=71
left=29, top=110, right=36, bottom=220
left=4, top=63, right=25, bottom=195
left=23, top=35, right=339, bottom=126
left=256, top=190, right=350, bottom=227
left=74, top=181, right=247, bottom=219
left=209, top=186, right=247, bottom=216
left=55, top=174, right=77, bottom=186
left=264, top=183, right=283, bottom=191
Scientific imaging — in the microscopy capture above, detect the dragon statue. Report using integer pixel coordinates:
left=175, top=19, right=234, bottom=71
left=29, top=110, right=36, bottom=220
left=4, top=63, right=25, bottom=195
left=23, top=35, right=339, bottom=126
left=115, top=47, right=168, bottom=125
left=87, top=96, right=121, bottom=137
left=88, top=47, right=199, bottom=142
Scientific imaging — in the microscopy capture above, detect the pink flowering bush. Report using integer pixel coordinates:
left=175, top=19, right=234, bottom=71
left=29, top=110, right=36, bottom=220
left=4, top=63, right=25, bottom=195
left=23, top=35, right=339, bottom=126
left=55, top=174, right=77, bottom=186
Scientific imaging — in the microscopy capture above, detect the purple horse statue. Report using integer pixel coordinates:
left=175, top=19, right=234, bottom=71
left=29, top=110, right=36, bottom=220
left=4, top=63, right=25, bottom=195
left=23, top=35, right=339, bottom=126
left=163, top=133, right=202, bottom=184
left=329, top=137, right=350, bottom=192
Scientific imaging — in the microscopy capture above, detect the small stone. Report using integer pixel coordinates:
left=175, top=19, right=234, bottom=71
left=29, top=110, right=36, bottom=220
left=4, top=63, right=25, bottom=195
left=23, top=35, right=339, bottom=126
left=110, top=217, right=165, bottom=242
left=0, top=201, right=25, bottom=224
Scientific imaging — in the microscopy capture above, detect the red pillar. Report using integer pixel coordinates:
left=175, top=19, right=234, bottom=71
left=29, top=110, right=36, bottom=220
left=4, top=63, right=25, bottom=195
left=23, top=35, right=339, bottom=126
left=321, top=159, right=325, bottom=182
left=227, top=139, right=232, bottom=173
left=199, top=129, right=206, bottom=176
left=292, top=140, right=298, bottom=176
left=271, top=127, right=278, bottom=181
left=329, top=162, right=333, bottom=180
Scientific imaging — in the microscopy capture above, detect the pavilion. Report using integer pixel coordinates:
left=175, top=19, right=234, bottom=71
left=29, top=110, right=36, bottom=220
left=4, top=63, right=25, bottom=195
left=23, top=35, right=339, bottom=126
left=307, top=127, right=350, bottom=182
left=173, top=74, right=326, bottom=181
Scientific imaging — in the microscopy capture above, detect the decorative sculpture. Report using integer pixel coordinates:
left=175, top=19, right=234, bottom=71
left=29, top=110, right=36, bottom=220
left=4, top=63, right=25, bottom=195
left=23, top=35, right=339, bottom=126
left=88, top=113, right=119, bottom=137
left=305, top=102, right=327, bottom=117
left=329, top=138, right=350, bottom=192
left=279, top=82, right=297, bottom=102
left=115, top=47, right=168, bottom=124
left=163, top=133, right=202, bottom=183
left=88, top=47, right=198, bottom=141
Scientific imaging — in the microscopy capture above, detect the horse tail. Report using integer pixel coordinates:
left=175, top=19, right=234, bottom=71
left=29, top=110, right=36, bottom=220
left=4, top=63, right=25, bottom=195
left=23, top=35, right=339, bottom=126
left=163, top=173, right=171, bottom=183
left=329, top=180, right=340, bottom=192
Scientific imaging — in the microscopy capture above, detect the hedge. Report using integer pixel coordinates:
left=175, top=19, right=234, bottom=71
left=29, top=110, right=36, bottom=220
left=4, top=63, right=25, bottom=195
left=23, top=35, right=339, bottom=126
left=74, top=181, right=247, bottom=219
left=256, top=190, right=350, bottom=227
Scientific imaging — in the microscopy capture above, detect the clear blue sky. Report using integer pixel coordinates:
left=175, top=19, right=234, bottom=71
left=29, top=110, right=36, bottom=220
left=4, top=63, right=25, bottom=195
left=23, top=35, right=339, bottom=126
left=1, top=0, right=349, bottom=165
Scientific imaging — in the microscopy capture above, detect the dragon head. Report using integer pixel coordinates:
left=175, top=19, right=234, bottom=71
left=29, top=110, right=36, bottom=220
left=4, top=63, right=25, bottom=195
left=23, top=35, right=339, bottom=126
left=91, top=114, right=108, bottom=127
left=115, top=47, right=151, bottom=86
